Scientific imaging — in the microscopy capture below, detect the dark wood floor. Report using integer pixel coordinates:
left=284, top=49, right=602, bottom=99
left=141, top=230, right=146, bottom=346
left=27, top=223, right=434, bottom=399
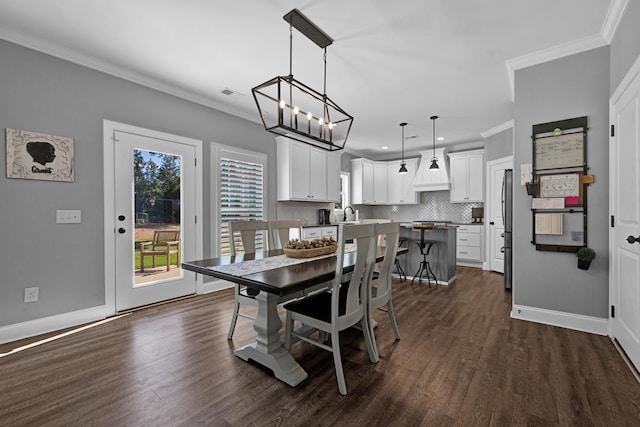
left=2, top=267, right=640, bottom=426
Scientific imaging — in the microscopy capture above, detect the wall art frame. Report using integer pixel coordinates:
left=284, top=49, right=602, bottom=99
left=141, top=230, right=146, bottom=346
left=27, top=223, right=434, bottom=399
left=6, top=128, right=74, bottom=182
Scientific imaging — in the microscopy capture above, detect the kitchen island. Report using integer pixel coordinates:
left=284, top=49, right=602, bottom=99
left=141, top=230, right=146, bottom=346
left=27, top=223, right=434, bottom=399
left=398, top=223, right=457, bottom=285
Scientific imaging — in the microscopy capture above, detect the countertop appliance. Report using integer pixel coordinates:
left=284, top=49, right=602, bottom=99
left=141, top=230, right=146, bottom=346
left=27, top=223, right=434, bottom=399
left=503, top=169, right=513, bottom=290
left=318, top=209, right=331, bottom=225
left=471, top=207, right=484, bottom=223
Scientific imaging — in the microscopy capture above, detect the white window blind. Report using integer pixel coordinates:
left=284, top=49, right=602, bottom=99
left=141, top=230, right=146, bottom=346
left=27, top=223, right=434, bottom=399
left=219, top=156, right=265, bottom=256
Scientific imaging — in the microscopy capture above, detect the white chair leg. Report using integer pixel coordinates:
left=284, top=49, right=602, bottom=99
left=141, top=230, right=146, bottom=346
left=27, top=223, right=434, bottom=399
left=387, top=300, right=401, bottom=340
left=227, top=288, right=241, bottom=340
left=362, top=315, right=379, bottom=363
left=331, top=332, right=347, bottom=395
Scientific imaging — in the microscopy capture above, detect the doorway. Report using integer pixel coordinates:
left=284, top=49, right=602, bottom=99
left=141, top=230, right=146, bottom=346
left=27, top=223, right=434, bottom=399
left=486, top=156, right=513, bottom=273
left=610, top=54, right=640, bottom=372
left=104, top=121, right=202, bottom=313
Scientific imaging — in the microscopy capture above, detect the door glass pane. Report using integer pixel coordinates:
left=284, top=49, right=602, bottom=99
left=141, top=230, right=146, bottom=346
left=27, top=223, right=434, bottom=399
left=134, top=149, right=182, bottom=285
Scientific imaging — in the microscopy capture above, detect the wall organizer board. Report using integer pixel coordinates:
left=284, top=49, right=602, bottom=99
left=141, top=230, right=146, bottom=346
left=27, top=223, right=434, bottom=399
left=529, top=116, right=589, bottom=252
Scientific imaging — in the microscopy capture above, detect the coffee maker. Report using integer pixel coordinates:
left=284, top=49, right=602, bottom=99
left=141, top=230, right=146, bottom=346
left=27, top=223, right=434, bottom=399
left=471, top=207, right=484, bottom=223
left=318, top=209, right=331, bottom=225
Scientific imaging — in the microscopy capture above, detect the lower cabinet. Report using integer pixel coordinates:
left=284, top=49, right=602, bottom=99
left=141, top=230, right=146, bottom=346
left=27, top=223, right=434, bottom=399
left=456, top=224, right=483, bottom=264
left=302, top=226, right=337, bottom=240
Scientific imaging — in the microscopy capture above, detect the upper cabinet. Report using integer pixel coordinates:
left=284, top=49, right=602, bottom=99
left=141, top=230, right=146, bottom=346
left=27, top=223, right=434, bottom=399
left=276, top=137, right=341, bottom=202
left=388, top=158, right=419, bottom=204
left=352, top=158, right=418, bottom=205
left=449, top=149, right=484, bottom=203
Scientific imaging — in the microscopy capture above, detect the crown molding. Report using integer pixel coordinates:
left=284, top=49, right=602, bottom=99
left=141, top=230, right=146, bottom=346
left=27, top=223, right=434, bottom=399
left=505, top=0, right=629, bottom=101
left=481, top=120, right=514, bottom=139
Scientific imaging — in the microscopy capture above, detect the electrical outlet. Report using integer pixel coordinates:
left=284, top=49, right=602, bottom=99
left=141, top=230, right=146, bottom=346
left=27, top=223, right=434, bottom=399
left=24, top=287, right=39, bottom=303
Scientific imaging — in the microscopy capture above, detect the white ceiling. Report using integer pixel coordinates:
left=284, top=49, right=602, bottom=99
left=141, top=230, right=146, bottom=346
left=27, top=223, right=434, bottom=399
left=0, top=0, right=625, bottom=159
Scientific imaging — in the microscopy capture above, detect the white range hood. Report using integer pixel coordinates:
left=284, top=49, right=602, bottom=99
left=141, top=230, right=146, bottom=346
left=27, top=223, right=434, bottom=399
left=412, top=148, right=450, bottom=192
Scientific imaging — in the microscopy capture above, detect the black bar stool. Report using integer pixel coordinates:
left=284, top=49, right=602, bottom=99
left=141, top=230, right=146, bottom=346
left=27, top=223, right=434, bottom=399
left=394, top=238, right=407, bottom=281
left=412, top=228, right=438, bottom=287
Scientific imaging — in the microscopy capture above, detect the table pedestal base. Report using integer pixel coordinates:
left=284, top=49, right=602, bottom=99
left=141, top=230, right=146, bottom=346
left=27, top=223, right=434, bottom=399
left=234, top=290, right=308, bottom=387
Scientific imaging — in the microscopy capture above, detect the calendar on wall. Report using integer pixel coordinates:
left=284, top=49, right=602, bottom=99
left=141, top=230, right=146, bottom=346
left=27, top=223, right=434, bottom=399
left=530, top=116, right=589, bottom=252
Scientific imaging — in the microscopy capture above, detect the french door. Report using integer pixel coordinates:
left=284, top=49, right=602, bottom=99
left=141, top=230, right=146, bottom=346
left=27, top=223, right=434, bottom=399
left=105, top=121, right=201, bottom=312
left=610, top=54, right=640, bottom=371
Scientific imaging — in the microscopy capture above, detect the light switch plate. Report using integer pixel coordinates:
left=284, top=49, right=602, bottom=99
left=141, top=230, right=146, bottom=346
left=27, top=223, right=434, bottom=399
left=56, top=210, right=81, bottom=223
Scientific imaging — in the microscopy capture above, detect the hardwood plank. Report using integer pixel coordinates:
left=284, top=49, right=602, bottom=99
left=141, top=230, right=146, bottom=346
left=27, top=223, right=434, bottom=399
left=1, top=267, right=640, bottom=426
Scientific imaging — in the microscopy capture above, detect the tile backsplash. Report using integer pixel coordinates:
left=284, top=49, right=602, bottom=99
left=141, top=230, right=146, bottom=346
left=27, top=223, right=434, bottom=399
left=371, top=191, right=483, bottom=223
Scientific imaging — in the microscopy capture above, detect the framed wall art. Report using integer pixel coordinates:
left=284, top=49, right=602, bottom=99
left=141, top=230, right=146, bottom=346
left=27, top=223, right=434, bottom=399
left=6, top=128, right=74, bottom=182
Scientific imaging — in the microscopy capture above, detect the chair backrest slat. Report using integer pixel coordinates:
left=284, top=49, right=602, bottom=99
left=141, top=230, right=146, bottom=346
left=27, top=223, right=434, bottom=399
left=268, top=219, right=302, bottom=250
left=228, top=220, right=269, bottom=256
left=371, top=222, right=400, bottom=306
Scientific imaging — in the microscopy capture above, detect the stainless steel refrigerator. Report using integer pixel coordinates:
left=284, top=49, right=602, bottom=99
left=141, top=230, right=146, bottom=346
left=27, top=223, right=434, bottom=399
left=503, top=169, right=513, bottom=289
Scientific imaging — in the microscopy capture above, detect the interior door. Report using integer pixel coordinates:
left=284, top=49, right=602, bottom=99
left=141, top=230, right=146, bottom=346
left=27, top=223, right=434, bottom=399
left=114, top=130, right=197, bottom=311
left=487, top=157, right=513, bottom=273
left=611, top=59, right=640, bottom=371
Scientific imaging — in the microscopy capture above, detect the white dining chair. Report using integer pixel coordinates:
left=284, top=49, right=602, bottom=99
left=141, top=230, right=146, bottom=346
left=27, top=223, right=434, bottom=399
left=227, top=220, right=269, bottom=340
left=367, top=221, right=401, bottom=362
left=283, top=223, right=378, bottom=395
left=268, top=219, right=301, bottom=249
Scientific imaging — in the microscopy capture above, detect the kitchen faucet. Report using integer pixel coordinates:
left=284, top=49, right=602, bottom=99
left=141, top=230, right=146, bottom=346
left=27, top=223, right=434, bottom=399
left=343, top=206, right=354, bottom=221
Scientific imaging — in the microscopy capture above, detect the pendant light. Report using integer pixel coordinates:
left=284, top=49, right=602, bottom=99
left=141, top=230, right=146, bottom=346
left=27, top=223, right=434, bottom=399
left=398, top=122, right=408, bottom=174
left=429, top=115, right=440, bottom=170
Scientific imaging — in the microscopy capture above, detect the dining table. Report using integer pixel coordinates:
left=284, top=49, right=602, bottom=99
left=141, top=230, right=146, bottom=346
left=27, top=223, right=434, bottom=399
left=182, top=245, right=408, bottom=387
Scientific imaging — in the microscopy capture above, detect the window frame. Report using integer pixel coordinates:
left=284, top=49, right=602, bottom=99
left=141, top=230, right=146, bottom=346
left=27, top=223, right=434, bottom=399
left=210, top=143, right=268, bottom=257
left=334, top=171, right=351, bottom=215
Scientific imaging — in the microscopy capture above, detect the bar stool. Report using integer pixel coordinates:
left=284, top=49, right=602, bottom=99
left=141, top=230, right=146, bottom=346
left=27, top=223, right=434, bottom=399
left=411, top=227, right=438, bottom=287
left=394, top=238, right=407, bottom=281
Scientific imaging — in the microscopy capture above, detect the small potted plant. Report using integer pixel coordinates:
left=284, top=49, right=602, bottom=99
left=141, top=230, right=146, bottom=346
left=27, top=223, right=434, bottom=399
left=576, top=247, right=596, bottom=270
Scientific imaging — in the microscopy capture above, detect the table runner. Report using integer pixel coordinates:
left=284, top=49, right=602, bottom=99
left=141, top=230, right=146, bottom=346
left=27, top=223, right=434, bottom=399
left=208, top=244, right=356, bottom=277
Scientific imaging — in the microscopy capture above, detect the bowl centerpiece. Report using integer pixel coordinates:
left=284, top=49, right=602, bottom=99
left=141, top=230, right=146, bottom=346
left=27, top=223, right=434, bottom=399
left=283, top=237, right=338, bottom=258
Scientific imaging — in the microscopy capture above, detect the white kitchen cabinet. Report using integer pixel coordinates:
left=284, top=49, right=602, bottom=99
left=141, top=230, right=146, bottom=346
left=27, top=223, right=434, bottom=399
left=449, top=149, right=484, bottom=203
left=456, top=224, right=484, bottom=264
left=387, top=158, right=419, bottom=204
left=373, top=162, right=388, bottom=204
left=276, top=137, right=341, bottom=202
left=351, top=158, right=375, bottom=204
left=302, top=225, right=337, bottom=240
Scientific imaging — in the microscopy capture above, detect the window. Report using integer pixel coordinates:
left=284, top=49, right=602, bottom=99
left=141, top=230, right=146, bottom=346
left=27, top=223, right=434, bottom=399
left=334, top=171, right=350, bottom=214
left=212, top=144, right=267, bottom=256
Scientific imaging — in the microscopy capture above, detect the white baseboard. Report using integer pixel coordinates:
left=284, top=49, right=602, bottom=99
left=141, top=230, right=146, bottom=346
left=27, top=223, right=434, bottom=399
left=511, top=304, right=608, bottom=336
left=201, top=278, right=234, bottom=294
left=0, top=305, right=107, bottom=345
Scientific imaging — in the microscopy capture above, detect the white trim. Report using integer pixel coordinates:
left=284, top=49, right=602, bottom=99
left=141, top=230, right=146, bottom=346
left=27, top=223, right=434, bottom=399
left=511, top=304, right=608, bottom=336
left=485, top=156, right=513, bottom=276
left=201, top=278, right=235, bottom=294
left=103, top=121, right=203, bottom=315
left=601, top=0, right=630, bottom=43
left=481, top=120, right=514, bottom=139
left=0, top=305, right=107, bottom=345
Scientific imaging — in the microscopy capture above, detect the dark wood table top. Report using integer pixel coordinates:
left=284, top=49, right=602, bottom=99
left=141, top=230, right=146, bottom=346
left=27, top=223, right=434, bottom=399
left=182, top=247, right=408, bottom=297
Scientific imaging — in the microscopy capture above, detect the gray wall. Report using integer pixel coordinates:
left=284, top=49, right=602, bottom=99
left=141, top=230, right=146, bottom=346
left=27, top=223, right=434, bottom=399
left=513, top=46, right=610, bottom=318
left=610, top=0, right=640, bottom=94
left=484, top=127, right=513, bottom=162
left=0, top=39, right=276, bottom=327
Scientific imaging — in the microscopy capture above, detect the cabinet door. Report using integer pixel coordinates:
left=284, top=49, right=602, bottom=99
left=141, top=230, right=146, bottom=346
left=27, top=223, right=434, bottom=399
left=290, top=143, right=310, bottom=200
left=467, top=153, right=484, bottom=201
left=401, top=158, right=418, bottom=204
left=326, top=152, right=341, bottom=202
left=373, top=162, right=388, bottom=204
left=362, top=161, right=374, bottom=203
left=308, top=147, right=326, bottom=200
left=387, top=162, right=402, bottom=204
left=449, top=155, right=468, bottom=202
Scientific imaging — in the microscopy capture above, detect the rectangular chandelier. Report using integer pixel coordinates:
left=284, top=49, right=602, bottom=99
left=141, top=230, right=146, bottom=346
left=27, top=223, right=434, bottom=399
left=252, top=9, right=353, bottom=151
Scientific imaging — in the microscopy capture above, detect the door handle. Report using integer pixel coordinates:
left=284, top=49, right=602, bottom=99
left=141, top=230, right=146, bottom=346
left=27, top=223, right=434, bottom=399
left=500, top=233, right=505, bottom=238
left=500, top=247, right=505, bottom=253
left=627, top=235, right=640, bottom=244
left=118, top=228, right=126, bottom=234
left=490, top=221, right=495, bottom=225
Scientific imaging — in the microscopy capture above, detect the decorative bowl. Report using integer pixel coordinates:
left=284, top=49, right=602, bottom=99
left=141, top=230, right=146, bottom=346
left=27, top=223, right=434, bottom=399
left=283, top=244, right=338, bottom=258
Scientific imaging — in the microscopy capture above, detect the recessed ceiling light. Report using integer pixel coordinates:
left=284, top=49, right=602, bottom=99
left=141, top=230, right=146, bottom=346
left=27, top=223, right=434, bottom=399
left=437, top=137, right=445, bottom=141
left=382, top=146, right=389, bottom=150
